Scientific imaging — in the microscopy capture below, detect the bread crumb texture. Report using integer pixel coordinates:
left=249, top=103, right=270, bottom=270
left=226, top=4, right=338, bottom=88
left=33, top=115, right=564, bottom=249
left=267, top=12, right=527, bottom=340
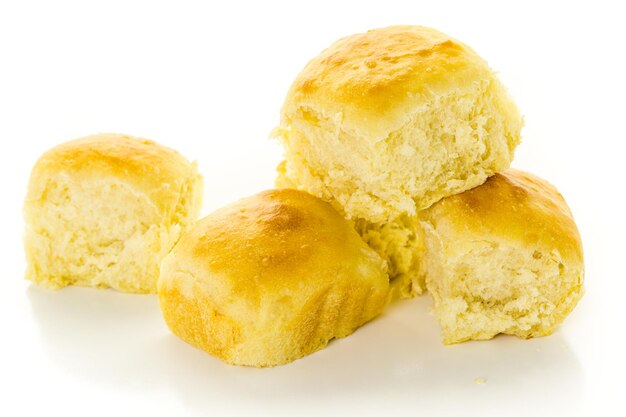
left=158, top=189, right=389, bottom=367
left=23, top=133, right=203, bottom=293
left=420, top=169, right=584, bottom=344
left=355, top=215, right=426, bottom=299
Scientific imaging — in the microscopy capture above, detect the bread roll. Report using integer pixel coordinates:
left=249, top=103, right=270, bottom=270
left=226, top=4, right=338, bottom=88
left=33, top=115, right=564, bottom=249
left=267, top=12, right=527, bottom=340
left=274, top=25, right=522, bottom=224
left=24, top=133, right=203, bottom=293
left=158, top=189, right=389, bottom=367
left=420, top=169, right=584, bottom=344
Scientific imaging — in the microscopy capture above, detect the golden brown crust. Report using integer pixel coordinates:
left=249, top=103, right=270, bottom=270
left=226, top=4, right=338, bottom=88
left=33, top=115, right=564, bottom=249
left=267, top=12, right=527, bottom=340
left=283, top=25, right=498, bottom=139
left=420, top=169, right=583, bottom=265
left=26, top=133, right=197, bottom=217
left=159, top=277, right=244, bottom=358
left=158, top=189, right=390, bottom=366
left=170, top=189, right=370, bottom=292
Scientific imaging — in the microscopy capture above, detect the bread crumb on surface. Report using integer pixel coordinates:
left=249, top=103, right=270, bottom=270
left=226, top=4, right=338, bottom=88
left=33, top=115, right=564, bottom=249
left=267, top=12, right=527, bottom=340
left=474, top=377, right=488, bottom=385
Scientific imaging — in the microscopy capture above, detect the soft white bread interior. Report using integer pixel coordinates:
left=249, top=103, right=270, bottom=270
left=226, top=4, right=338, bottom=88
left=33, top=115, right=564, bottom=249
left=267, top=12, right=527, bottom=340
left=354, top=216, right=425, bottom=299
left=24, top=133, right=203, bottom=293
left=274, top=25, right=522, bottom=224
left=158, top=189, right=389, bottom=367
left=420, top=169, right=584, bottom=344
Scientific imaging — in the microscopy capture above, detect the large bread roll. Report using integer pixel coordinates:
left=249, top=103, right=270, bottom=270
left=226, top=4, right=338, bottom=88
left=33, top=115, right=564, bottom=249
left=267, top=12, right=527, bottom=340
left=275, top=25, right=522, bottom=224
left=158, top=189, right=389, bottom=367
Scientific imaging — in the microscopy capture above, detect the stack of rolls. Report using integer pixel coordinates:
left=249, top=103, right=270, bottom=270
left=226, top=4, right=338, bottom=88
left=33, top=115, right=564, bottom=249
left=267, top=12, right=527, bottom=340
left=24, top=25, right=584, bottom=368
left=272, top=25, right=583, bottom=347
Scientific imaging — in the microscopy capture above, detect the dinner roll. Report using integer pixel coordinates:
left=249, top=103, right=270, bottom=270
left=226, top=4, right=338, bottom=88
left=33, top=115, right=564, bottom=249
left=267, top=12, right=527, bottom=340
left=158, top=189, right=389, bottom=367
left=274, top=25, right=522, bottom=224
left=420, top=169, right=584, bottom=344
left=24, top=133, right=203, bottom=293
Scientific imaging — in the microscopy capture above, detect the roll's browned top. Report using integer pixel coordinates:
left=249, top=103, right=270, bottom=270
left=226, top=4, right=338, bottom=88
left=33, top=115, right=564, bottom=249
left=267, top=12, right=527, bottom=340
left=167, top=188, right=387, bottom=298
left=282, top=25, right=517, bottom=140
left=421, top=169, right=583, bottom=264
left=26, top=133, right=199, bottom=217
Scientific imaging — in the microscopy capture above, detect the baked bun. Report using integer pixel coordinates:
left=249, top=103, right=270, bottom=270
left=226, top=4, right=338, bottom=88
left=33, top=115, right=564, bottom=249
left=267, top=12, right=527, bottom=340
left=24, top=133, right=203, bottom=293
left=158, top=189, right=389, bottom=367
left=420, top=169, right=584, bottom=344
left=274, top=25, right=522, bottom=224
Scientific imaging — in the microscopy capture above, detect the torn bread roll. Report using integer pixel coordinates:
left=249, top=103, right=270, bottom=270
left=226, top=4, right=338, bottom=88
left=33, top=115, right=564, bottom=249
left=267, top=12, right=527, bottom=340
left=275, top=25, right=522, bottom=223
left=420, top=169, right=584, bottom=344
left=24, top=133, right=203, bottom=293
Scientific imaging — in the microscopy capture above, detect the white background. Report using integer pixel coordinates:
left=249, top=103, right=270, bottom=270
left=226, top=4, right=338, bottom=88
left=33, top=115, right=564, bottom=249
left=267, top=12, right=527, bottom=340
left=1, top=1, right=624, bottom=416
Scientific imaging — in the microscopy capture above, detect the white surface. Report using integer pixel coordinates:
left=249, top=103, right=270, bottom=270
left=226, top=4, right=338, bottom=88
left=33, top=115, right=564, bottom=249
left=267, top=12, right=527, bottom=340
left=0, top=1, right=624, bottom=416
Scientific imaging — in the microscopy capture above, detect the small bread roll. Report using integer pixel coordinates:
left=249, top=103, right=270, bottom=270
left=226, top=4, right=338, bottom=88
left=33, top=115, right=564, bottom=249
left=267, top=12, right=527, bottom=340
left=274, top=25, right=522, bottom=224
left=24, top=134, right=203, bottom=293
left=420, top=169, right=584, bottom=344
left=158, top=189, right=389, bottom=367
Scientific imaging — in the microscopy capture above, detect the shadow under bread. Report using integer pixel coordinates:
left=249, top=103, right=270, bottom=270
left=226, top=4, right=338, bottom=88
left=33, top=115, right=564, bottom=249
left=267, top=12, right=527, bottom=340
left=28, top=287, right=584, bottom=417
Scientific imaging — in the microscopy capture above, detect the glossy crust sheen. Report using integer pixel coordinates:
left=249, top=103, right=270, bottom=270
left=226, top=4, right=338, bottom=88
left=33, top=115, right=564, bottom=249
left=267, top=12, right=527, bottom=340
left=158, top=189, right=390, bottom=367
left=283, top=25, right=509, bottom=140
